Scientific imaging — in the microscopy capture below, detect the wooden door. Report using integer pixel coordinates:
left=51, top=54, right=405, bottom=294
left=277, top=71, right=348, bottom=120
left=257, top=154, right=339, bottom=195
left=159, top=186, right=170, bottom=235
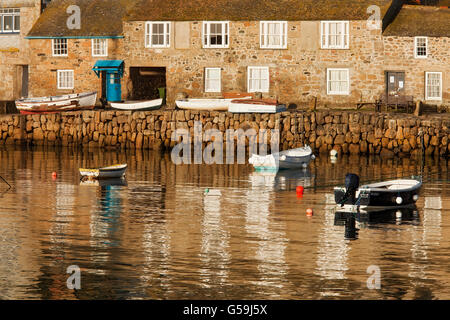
left=386, top=71, right=405, bottom=96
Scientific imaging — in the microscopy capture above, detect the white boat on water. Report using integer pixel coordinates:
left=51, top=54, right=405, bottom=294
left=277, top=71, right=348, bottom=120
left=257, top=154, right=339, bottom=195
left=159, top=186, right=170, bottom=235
left=110, top=98, right=163, bottom=111
left=249, top=146, right=315, bottom=170
left=16, top=91, right=97, bottom=114
left=229, top=99, right=287, bottom=113
left=79, top=164, right=127, bottom=179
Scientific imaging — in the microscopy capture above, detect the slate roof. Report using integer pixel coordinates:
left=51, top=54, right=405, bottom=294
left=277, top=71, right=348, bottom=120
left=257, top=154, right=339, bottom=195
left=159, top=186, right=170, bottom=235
left=383, top=5, right=450, bottom=37
left=125, top=0, right=396, bottom=21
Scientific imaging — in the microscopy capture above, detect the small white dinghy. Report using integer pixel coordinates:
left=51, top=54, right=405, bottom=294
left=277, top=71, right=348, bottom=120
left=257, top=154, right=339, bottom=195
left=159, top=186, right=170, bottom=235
left=110, top=98, right=163, bottom=111
left=249, top=146, right=315, bottom=171
left=79, top=164, right=127, bottom=179
left=175, top=93, right=252, bottom=111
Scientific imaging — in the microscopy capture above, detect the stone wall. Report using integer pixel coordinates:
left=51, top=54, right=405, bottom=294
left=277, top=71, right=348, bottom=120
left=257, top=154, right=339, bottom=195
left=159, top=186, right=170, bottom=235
left=0, top=110, right=449, bottom=157
left=123, top=20, right=386, bottom=108
left=383, top=36, right=450, bottom=105
left=27, top=38, right=124, bottom=103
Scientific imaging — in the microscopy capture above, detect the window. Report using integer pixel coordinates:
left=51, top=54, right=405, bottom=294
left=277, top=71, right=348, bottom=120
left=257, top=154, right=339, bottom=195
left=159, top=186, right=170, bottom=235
left=205, top=68, right=221, bottom=93
left=414, top=37, right=428, bottom=59
left=52, top=38, right=68, bottom=56
left=327, top=68, right=350, bottom=95
left=203, top=21, right=229, bottom=48
left=145, top=22, right=170, bottom=48
left=321, top=21, right=349, bottom=49
left=425, top=72, right=442, bottom=101
left=260, top=21, right=287, bottom=49
left=57, top=70, right=74, bottom=89
left=247, top=67, right=269, bottom=93
left=0, top=8, right=20, bottom=33
left=92, top=38, right=108, bottom=56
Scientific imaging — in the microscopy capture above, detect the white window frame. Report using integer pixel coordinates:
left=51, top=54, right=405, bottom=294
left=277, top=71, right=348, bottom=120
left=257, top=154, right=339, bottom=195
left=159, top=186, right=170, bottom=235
left=0, top=8, right=20, bottom=33
left=57, top=70, right=74, bottom=90
left=92, top=38, right=108, bottom=57
left=321, top=21, right=349, bottom=49
left=145, top=21, right=171, bottom=48
left=205, top=68, right=222, bottom=93
left=52, top=38, right=68, bottom=57
left=414, top=36, right=428, bottom=59
left=425, top=72, right=442, bottom=101
left=202, top=21, right=229, bottom=48
left=247, top=66, right=269, bottom=93
left=327, top=68, right=350, bottom=95
left=260, top=21, right=287, bottom=49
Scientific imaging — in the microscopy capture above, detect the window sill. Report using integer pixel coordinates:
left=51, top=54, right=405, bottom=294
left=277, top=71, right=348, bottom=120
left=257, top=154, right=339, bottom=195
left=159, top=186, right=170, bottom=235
left=0, top=32, right=20, bottom=35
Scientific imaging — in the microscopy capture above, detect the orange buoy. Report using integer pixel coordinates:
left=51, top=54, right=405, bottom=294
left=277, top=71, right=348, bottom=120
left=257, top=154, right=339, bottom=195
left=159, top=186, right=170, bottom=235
left=52, top=172, right=57, bottom=179
left=296, top=186, right=304, bottom=196
left=306, top=208, right=313, bottom=216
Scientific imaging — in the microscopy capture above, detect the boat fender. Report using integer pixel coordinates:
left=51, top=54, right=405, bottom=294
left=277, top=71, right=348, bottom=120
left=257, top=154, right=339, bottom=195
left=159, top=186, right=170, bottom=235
left=413, top=194, right=419, bottom=202
left=396, top=197, right=403, bottom=205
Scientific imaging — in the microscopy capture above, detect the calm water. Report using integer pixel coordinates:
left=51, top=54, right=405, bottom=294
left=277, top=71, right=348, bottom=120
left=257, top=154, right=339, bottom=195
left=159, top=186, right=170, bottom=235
left=0, top=145, right=449, bottom=300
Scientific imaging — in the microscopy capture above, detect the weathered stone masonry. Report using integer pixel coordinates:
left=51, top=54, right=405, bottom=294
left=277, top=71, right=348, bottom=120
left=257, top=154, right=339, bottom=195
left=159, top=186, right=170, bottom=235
left=0, top=110, right=449, bottom=157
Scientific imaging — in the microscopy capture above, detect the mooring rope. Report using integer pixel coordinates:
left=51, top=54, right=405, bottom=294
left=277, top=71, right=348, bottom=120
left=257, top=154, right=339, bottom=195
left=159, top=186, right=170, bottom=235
left=0, top=175, right=11, bottom=190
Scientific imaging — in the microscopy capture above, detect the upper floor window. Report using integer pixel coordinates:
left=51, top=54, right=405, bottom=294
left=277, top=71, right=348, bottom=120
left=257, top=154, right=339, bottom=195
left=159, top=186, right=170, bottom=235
left=92, top=38, right=108, bottom=56
left=248, top=66, right=269, bottom=93
left=145, top=22, right=171, bottom=48
left=52, top=38, right=68, bottom=56
left=203, top=21, right=229, bottom=48
left=425, top=72, right=442, bottom=101
left=414, top=36, right=428, bottom=59
left=327, top=68, right=350, bottom=95
left=260, top=21, right=287, bottom=49
left=0, top=8, right=20, bottom=33
left=321, top=21, right=349, bottom=49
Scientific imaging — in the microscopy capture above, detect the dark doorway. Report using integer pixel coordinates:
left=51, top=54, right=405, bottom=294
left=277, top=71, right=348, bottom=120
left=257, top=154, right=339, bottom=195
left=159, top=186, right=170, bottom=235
left=21, top=65, right=28, bottom=98
left=385, top=71, right=405, bottom=97
left=129, top=67, right=166, bottom=100
left=101, top=71, right=107, bottom=106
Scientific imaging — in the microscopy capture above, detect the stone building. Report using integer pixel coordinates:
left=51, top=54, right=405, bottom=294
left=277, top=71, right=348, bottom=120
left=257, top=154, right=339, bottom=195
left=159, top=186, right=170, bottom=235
left=122, top=0, right=406, bottom=107
left=25, top=0, right=133, bottom=105
left=0, top=0, right=42, bottom=114
left=383, top=5, right=449, bottom=106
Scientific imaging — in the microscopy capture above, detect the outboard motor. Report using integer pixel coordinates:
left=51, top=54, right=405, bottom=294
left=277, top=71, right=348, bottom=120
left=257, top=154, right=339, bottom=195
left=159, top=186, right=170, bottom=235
left=340, top=173, right=360, bottom=206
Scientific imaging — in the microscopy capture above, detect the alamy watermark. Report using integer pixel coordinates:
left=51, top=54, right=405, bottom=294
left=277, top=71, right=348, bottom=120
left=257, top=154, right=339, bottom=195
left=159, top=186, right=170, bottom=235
left=366, top=265, right=381, bottom=290
left=66, top=5, right=81, bottom=30
left=171, top=121, right=280, bottom=165
left=66, top=265, right=81, bottom=290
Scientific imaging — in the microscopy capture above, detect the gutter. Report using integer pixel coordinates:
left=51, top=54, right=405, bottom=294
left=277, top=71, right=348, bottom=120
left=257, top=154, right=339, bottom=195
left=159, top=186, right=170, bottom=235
left=25, top=36, right=124, bottom=39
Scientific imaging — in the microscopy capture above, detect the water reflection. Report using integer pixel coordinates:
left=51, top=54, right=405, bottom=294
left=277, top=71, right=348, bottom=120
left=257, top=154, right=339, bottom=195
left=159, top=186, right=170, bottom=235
left=0, top=145, right=449, bottom=299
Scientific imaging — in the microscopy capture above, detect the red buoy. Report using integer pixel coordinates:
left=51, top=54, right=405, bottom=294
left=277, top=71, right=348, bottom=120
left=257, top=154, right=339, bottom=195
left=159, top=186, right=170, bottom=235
left=306, top=208, right=313, bottom=217
left=296, top=186, right=304, bottom=196
left=52, top=172, right=57, bottom=179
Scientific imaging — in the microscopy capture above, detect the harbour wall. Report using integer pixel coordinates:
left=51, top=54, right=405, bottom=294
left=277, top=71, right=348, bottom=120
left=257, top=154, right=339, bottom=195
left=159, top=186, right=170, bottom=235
left=0, top=110, right=449, bottom=157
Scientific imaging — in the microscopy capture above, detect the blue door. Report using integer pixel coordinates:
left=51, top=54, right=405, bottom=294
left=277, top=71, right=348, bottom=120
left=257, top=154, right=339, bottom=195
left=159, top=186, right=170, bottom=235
left=106, top=72, right=122, bottom=102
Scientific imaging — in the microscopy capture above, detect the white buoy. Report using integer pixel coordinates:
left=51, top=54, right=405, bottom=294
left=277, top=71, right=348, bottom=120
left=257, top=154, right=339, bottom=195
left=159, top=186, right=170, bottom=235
left=330, top=149, right=338, bottom=157
left=396, top=197, right=403, bottom=205
left=413, top=194, right=419, bottom=202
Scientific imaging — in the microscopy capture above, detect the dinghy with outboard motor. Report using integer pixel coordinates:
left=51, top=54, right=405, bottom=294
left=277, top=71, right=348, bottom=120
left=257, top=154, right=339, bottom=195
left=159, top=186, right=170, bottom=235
left=334, top=173, right=422, bottom=212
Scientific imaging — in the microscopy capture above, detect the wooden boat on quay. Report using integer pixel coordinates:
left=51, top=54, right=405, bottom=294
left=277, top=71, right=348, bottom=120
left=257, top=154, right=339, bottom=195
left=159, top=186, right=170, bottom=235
left=175, top=93, right=252, bottom=111
left=334, top=173, right=422, bottom=212
left=79, top=164, right=127, bottom=179
left=16, top=91, right=97, bottom=115
left=249, top=145, right=315, bottom=171
left=229, top=98, right=287, bottom=113
left=110, top=98, right=163, bottom=111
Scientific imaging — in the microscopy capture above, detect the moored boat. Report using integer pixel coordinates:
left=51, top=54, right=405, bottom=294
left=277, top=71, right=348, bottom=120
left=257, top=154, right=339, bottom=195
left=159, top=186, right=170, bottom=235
left=175, top=94, right=252, bottom=111
left=16, top=91, right=97, bottom=114
left=110, top=98, right=163, bottom=111
left=229, top=99, right=287, bottom=113
left=249, top=145, right=315, bottom=171
left=79, top=164, right=127, bottom=179
left=334, top=173, right=422, bottom=211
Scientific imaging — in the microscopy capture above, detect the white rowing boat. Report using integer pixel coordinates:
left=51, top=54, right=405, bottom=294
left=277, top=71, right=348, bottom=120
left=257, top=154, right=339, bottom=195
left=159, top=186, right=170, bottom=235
left=16, top=91, right=97, bottom=114
left=249, top=146, right=315, bottom=170
left=79, top=164, right=127, bottom=179
left=110, top=98, right=163, bottom=111
left=175, top=94, right=252, bottom=111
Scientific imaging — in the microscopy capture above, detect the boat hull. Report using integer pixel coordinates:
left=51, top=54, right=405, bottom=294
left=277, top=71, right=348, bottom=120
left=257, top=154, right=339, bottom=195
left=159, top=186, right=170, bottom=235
left=175, top=96, right=252, bottom=111
left=249, top=146, right=314, bottom=170
left=110, top=98, right=163, bottom=111
left=334, top=179, right=422, bottom=209
left=229, top=102, right=287, bottom=113
left=16, top=91, right=97, bottom=114
left=79, top=164, right=127, bottom=179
